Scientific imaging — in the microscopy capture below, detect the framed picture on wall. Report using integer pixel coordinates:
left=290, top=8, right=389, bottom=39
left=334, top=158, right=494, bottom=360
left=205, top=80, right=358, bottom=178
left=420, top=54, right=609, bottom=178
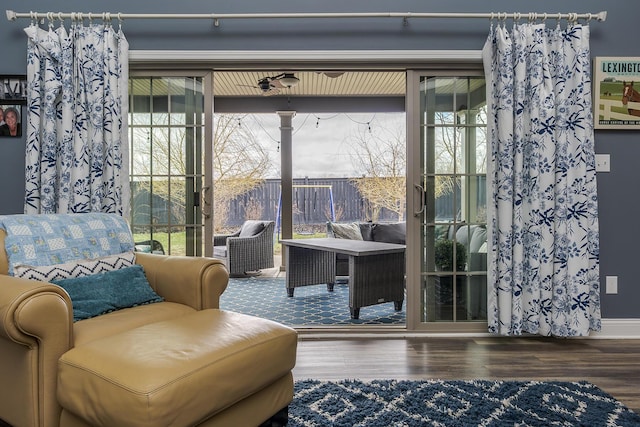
left=593, top=57, right=640, bottom=129
left=0, top=104, right=23, bottom=138
left=0, top=75, right=27, bottom=102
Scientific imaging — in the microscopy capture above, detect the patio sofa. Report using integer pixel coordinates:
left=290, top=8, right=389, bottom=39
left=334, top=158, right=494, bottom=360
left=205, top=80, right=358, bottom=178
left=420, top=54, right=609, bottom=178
left=327, top=220, right=487, bottom=273
left=445, top=224, right=487, bottom=272
left=0, top=213, right=296, bottom=427
left=327, top=221, right=406, bottom=276
left=327, top=220, right=487, bottom=319
left=435, top=223, right=488, bottom=319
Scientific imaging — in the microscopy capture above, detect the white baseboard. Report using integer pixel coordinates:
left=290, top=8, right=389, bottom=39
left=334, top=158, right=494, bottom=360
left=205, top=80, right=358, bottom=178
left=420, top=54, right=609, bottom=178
left=298, top=319, right=640, bottom=339
left=590, top=319, right=640, bottom=338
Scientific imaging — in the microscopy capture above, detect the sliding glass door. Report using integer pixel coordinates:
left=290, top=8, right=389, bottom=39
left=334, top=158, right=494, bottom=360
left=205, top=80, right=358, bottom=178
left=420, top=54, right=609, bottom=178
left=406, top=70, right=488, bottom=331
left=126, top=66, right=488, bottom=332
left=129, top=74, right=211, bottom=256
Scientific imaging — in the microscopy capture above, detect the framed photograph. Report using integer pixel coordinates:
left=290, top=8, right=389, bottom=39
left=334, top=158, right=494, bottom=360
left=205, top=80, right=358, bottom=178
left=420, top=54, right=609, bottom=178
left=594, top=57, right=640, bottom=129
left=0, top=75, right=27, bottom=102
left=0, top=104, right=23, bottom=138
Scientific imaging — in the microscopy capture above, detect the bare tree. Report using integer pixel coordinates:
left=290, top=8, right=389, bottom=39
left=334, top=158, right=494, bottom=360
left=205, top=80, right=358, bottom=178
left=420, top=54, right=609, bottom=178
left=347, top=122, right=406, bottom=221
left=243, top=197, right=263, bottom=220
left=325, top=203, right=344, bottom=222
left=130, top=117, right=189, bottom=227
left=131, top=114, right=270, bottom=233
left=473, top=106, right=488, bottom=173
left=432, top=108, right=487, bottom=199
left=426, top=108, right=489, bottom=224
left=344, top=108, right=487, bottom=222
left=433, top=112, right=459, bottom=198
left=213, top=114, right=271, bottom=231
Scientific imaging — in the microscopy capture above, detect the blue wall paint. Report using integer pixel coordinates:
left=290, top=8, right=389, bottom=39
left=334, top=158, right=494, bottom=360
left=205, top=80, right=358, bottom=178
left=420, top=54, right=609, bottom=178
left=1, top=1, right=637, bottom=318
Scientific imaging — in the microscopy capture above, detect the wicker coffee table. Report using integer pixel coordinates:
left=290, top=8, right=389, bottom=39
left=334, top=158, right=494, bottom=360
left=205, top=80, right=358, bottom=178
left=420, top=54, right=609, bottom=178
left=280, top=238, right=405, bottom=319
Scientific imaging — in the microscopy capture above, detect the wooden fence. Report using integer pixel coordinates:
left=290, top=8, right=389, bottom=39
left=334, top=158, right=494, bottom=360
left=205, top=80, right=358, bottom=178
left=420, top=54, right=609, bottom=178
left=599, top=99, right=640, bottom=122
left=132, top=177, right=478, bottom=230
left=225, top=178, right=403, bottom=228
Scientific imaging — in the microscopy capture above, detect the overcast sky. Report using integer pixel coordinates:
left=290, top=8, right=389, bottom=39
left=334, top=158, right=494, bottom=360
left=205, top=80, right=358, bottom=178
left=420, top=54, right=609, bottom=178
left=246, top=112, right=405, bottom=179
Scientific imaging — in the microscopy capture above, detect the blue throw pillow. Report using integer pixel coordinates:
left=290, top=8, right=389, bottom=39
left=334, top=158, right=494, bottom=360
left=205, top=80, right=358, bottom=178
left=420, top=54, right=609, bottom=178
left=52, top=265, right=164, bottom=322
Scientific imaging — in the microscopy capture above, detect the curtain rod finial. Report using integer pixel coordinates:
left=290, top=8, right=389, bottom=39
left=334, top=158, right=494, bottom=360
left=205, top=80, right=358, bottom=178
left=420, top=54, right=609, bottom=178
left=6, top=10, right=17, bottom=21
left=597, top=11, right=607, bottom=22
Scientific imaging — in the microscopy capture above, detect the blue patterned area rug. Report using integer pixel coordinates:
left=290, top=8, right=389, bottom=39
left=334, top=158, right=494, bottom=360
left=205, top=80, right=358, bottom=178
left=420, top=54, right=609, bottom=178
left=290, top=379, right=640, bottom=427
left=219, top=276, right=405, bottom=326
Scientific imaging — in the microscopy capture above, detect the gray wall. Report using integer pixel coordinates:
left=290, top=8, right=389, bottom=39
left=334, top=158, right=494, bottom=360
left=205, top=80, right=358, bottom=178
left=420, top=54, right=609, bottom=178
left=1, top=1, right=636, bottom=319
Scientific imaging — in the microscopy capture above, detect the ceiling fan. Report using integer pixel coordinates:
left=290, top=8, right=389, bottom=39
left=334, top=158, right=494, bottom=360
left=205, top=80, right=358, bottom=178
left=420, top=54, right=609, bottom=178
left=239, top=73, right=300, bottom=96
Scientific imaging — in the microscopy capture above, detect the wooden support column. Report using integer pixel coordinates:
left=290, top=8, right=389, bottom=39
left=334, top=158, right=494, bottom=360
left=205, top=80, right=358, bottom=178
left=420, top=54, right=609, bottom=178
left=278, top=110, right=296, bottom=270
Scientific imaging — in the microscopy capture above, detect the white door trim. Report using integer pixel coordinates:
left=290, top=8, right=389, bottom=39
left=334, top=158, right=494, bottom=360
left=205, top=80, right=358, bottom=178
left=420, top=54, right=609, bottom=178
left=129, top=50, right=483, bottom=66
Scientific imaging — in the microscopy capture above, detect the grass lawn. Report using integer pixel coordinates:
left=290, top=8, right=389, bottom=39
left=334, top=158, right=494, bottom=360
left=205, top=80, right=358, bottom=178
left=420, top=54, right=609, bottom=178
left=134, top=231, right=326, bottom=256
left=273, top=232, right=325, bottom=255
left=133, top=232, right=185, bottom=255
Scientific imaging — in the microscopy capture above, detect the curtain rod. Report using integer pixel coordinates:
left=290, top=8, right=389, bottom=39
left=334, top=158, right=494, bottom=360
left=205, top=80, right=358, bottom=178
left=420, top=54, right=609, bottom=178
left=5, top=10, right=607, bottom=25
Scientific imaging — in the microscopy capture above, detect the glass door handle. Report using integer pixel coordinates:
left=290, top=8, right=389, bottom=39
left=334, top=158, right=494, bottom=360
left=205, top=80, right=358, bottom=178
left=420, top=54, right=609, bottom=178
left=414, top=184, right=426, bottom=217
left=201, top=186, right=211, bottom=219
left=201, top=186, right=211, bottom=205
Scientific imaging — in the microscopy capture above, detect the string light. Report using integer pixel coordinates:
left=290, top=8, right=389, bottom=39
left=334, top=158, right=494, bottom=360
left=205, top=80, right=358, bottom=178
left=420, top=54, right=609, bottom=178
left=238, top=113, right=381, bottom=157
left=246, top=114, right=281, bottom=154
left=312, top=113, right=340, bottom=129
left=344, top=113, right=376, bottom=133
left=249, top=114, right=279, bottom=142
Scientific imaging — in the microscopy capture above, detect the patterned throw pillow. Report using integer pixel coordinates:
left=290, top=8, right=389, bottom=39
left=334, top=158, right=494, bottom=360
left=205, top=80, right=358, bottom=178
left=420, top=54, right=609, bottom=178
left=330, top=222, right=363, bottom=240
left=13, top=252, right=136, bottom=282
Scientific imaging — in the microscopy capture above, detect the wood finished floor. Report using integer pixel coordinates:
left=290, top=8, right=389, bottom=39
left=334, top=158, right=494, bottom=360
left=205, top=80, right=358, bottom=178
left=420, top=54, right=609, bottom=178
left=265, top=259, right=640, bottom=412
left=293, top=336, right=640, bottom=413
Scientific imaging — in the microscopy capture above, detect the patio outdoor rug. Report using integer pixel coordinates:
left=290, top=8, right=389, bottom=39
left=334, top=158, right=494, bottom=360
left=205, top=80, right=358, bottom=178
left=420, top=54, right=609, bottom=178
left=289, top=379, right=640, bottom=427
left=219, top=276, right=405, bottom=326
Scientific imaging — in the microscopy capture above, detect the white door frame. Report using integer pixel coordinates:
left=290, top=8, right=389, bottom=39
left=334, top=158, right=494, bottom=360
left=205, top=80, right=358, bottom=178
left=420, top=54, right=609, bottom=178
left=130, top=50, right=483, bottom=331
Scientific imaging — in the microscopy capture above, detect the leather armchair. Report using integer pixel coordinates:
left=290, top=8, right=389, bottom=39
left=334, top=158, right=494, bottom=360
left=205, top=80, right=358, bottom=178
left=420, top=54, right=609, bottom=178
left=0, top=224, right=296, bottom=427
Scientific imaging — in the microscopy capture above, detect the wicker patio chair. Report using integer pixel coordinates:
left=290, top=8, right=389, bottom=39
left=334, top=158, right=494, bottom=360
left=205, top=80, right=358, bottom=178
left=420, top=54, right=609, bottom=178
left=213, top=220, right=275, bottom=276
left=134, top=239, right=165, bottom=254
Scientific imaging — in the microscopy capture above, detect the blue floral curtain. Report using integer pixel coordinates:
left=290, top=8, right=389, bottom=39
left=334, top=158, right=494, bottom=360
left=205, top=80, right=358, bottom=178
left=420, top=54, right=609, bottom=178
left=482, top=22, right=601, bottom=337
left=23, top=20, right=129, bottom=215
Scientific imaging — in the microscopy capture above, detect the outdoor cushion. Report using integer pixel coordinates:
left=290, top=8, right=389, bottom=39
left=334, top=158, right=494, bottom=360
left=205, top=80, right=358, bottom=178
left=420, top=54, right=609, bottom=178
left=213, top=246, right=227, bottom=258
left=239, top=220, right=265, bottom=237
left=455, top=225, right=475, bottom=248
left=372, top=222, right=406, bottom=244
left=469, top=226, right=487, bottom=253
left=330, top=222, right=363, bottom=240
left=359, top=222, right=374, bottom=241
left=455, top=225, right=487, bottom=253
left=52, top=265, right=164, bottom=322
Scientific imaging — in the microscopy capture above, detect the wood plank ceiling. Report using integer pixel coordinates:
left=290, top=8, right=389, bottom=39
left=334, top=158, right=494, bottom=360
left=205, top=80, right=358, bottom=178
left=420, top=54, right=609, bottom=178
left=213, top=71, right=406, bottom=97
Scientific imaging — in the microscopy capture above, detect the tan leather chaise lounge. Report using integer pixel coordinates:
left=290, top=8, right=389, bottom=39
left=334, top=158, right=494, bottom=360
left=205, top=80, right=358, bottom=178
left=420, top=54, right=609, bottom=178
left=0, top=213, right=297, bottom=427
